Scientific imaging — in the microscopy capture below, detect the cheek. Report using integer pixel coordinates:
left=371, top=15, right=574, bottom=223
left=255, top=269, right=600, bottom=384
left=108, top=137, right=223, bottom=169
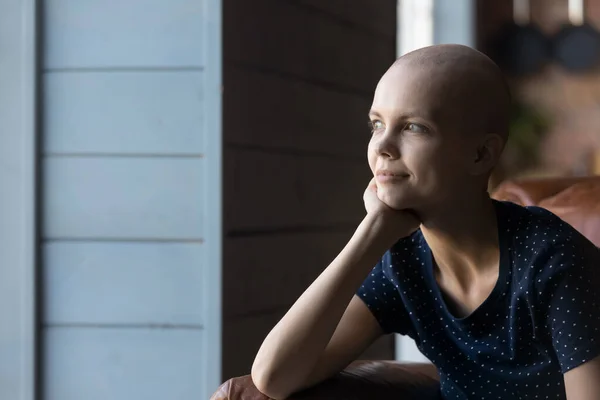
left=403, top=143, right=463, bottom=192
left=402, top=142, right=438, bottom=171
left=415, top=150, right=471, bottom=192
left=367, top=144, right=377, bottom=174
left=407, top=140, right=465, bottom=169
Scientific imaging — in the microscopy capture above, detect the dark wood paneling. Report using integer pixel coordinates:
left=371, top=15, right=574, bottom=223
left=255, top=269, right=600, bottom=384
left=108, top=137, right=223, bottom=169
left=222, top=0, right=397, bottom=379
left=223, top=231, right=353, bottom=317
left=224, top=149, right=369, bottom=231
left=223, top=0, right=394, bottom=93
left=223, top=65, right=371, bottom=157
left=296, top=0, right=397, bottom=38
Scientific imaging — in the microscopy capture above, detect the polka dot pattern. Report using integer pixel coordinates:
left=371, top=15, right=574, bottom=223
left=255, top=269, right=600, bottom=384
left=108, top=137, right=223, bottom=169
left=357, top=200, right=600, bottom=399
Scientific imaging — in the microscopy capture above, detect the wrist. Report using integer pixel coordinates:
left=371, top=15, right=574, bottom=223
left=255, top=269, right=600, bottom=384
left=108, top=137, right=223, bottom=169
left=354, top=212, right=399, bottom=254
left=331, top=215, right=393, bottom=278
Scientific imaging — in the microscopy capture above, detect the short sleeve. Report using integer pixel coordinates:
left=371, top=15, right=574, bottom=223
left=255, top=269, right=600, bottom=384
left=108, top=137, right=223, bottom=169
left=536, top=235, right=600, bottom=373
left=356, top=251, right=414, bottom=337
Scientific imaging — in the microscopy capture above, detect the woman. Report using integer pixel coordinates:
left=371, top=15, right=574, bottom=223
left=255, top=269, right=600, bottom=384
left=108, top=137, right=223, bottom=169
left=251, top=44, right=600, bottom=400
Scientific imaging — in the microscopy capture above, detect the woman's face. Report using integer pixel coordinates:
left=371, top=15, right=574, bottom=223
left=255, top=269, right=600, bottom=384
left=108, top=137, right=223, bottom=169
left=367, top=63, right=483, bottom=212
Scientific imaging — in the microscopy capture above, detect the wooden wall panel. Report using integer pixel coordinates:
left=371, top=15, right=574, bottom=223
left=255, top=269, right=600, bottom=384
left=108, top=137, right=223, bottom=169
left=0, top=1, right=37, bottom=398
left=44, top=328, right=205, bottom=400
left=44, top=71, right=204, bottom=155
left=224, top=149, right=369, bottom=231
left=223, top=231, right=352, bottom=317
left=44, top=0, right=205, bottom=68
left=43, top=242, right=204, bottom=325
left=296, top=0, right=397, bottom=38
left=43, top=158, right=205, bottom=239
left=223, top=0, right=394, bottom=92
left=222, top=0, right=397, bottom=380
left=224, top=65, right=370, bottom=157
left=40, top=0, right=220, bottom=398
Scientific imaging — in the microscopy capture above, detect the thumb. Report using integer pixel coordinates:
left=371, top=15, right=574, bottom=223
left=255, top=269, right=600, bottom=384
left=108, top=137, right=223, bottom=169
left=367, top=177, right=378, bottom=192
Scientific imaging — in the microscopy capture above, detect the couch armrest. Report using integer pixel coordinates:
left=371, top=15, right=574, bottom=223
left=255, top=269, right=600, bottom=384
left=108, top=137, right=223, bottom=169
left=492, top=176, right=600, bottom=206
left=492, top=175, right=600, bottom=246
left=210, top=360, right=440, bottom=400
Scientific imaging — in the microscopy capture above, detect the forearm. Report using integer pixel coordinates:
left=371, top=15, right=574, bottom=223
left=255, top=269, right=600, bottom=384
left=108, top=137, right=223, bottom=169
left=565, top=356, right=600, bottom=400
left=251, top=213, right=393, bottom=397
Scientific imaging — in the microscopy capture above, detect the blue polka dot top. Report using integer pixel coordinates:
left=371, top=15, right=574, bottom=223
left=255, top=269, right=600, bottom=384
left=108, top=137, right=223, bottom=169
left=357, top=200, right=600, bottom=399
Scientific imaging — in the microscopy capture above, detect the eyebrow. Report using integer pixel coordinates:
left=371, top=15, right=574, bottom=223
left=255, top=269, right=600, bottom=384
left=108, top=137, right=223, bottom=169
left=368, top=110, right=379, bottom=118
left=368, top=109, right=430, bottom=121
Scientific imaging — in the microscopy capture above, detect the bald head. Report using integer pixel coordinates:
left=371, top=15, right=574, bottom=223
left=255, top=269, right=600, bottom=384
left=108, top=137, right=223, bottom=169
left=386, top=44, right=511, bottom=142
left=368, top=45, right=511, bottom=202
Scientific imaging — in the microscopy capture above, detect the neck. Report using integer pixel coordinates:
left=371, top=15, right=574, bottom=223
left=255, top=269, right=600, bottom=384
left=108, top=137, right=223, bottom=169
left=418, top=193, right=500, bottom=289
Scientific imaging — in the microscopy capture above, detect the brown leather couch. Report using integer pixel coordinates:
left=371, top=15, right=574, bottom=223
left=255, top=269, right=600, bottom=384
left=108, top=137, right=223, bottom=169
left=211, top=175, right=600, bottom=400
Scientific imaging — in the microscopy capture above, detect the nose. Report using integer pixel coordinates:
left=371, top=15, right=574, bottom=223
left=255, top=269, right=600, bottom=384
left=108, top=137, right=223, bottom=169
left=372, top=131, right=400, bottom=159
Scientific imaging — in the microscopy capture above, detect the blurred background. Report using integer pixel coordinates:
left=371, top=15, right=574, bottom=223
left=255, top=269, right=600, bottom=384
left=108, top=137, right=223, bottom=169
left=1, top=0, right=600, bottom=399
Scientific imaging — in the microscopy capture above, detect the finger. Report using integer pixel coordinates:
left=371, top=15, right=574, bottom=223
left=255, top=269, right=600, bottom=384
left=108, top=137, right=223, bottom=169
left=367, top=177, right=377, bottom=191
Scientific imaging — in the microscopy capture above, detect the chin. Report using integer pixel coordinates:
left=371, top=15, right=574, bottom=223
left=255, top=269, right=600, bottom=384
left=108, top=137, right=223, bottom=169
left=377, top=187, right=414, bottom=211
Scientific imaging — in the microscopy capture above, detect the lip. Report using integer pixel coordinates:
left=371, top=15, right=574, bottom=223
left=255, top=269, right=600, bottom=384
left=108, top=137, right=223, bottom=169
left=375, top=169, right=409, bottom=183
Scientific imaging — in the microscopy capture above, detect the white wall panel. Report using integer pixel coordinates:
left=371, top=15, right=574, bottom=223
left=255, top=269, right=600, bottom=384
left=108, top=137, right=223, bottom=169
left=44, top=242, right=204, bottom=325
left=44, top=0, right=205, bottom=69
left=44, top=71, right=205, bottom=155
left=44, top=328, right=205, bottom=400
left=43, top=158, right=205, bottom=239
left=0, top=0, right=37, bottom=399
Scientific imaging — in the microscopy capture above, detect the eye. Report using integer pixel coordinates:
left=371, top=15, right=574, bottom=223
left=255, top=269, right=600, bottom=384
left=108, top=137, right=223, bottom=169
left=368, top=119, right=385, bottom=133
left=405, top=122, right=428, bottom=134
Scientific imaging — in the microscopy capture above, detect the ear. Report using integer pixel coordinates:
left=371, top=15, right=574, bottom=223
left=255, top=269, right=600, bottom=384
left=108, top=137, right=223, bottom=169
left=470, top=133, right=504, bottom=176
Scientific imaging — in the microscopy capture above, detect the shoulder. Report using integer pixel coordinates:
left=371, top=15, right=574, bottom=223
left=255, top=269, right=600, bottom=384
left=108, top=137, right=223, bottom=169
left=497, top=199, right=572, bottom=234
left=377, top=230, right=428, bottom=280
left=388, top=230, right=428, bottom=263
left=498, top=200, right=599, bottom=281
left=497, top=200, right=593, bottom=251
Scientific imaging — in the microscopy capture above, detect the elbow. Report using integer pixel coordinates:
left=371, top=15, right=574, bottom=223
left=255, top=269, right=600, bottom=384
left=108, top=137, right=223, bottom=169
left=251, top=363, right=294, bottom=400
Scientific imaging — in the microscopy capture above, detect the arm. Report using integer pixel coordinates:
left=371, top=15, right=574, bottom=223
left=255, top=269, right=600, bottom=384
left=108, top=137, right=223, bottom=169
left=251, top=213, right=396, bottom=400
left=251, top=177, right=420, bottom=400
left=534, top=226, right=600, bottom=399
left=564, top=355, right=600, bottom=400
left=302, top=295, right=386, bottom=388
